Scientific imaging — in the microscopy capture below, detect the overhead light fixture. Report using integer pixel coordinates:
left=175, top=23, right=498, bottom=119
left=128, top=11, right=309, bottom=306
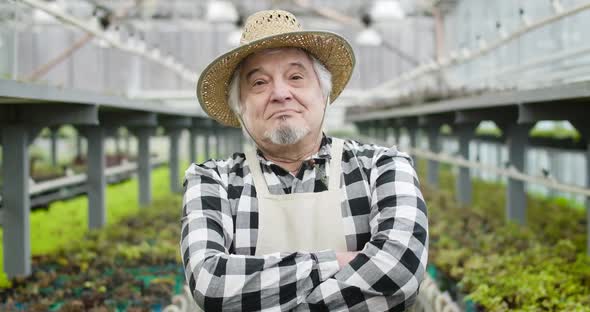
left=226, top=16, right=244, bottom=47
left=96, top=39, right=109, bottom=48
left=151, top=48, right=161, bottom=58
left=369, top=0, right=405, bottom=21
left=205, top=0, right=238, bottom=23
left=552, top=0, right=564, bottom=13
left=356, top=10, right=420, bottom=65
left=356, top=28, right=383, bottom=46
left=355, top=14, right=382, bottom=47
left=134, top=39, right=147, bottom=53
left=165, top=54, right=175, bottom=67
left=32, top=1, right=62, bottom=23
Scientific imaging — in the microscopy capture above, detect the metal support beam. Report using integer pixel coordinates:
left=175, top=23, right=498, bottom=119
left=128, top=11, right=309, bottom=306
left=476, top=141, right=483, bottom=179
left=159, top=115, right=191, bottom=192
left=232, top=129, right=237, bottom=154
left=76, top=131, right=83, bottom=159
left=131, top=127, right=155, bottom=207
left=370, top=121, right=378, bottom=137
left=454, top=123, right=477, bottom=206
left=587, top=142, right=590, bottom=256
left=189, top=128, right=197, bottom=163
left=502, top=123, right=532, bottom=225
left=375, top=124, right=382, bottom=140
left=239, top=129, right=244, bottom=151
left=103, top=111, right=157, bottom=206
left=368, top=124, right=375, bottom=139
left=495, top=141, right=503, bottom=183
left=215, top=127, right=222, bottom=159
left=548, top=149, right=560, bottom=198
left=2, top=124, right=31, bottom=278
left=235, top=129, right=243, bottom=152
left=420, top=115, right=450, bottom=183
left=377, top=121, right=387, bottom=143
left=204, top=129, right=212, bottom=160
left=168, top=128, right=182, bottom=193
left=83, top=126, right=106, bottom=229
left=159, top=115, right=192, bottom=128
left=0, top=104, right=98, bottom=126
left=27, top=127, right=43, bottom=146
left=383, top=121, right=391, bottom=143
left=104, top=127, right=118, bottom=138
left=426, top=126, right=441, bottom=186
left=114, top=130, right=122, bottom=156
left=125, top=132, right=131, bottom=155
left=382, top=121, right=390, bottom=144
left=229, top=129, right=236, bottom=153
left=366, top=123, right=373, bottom=139
left=232, top=129, right=239, bottom=155
left=455, top=107, right=518, bottom=124
left=196, top=119, right=215, bottom=160
left=406, top=126, right=419, bottom=170
left=394, top=127, right=401, bottom=145
left=100, top=111, right=157, bottom=128
left=232, top=129, right=238, bottom=154
left=224, top=128, right=231, bottom=157
left=518, top=102, right=589, bottom=123
left=230, top=129, right=236, bottom=154
left=418, top=113, right=454, bottom=127
left=372, top=124, right=379, bottom=140
left=356, top=122, right=369, bottom=137
left=570, top=120, right=590, bottom=255
left=50, top=126, right=59, bottom=167
left=228, top=129, right=235, bottom=154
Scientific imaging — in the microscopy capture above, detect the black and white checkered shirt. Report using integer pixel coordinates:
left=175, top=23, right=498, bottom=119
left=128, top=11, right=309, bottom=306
left=180, top=135, right=428, bottom=311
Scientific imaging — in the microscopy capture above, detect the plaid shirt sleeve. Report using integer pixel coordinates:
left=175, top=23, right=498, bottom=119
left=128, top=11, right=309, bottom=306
left=302, top=146, right=429, bottom=311
left=180, top=161, right=341, bottom=312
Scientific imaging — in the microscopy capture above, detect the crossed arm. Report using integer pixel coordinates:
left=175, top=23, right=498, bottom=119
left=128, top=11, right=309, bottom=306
left=180, top=150, right=428, bottom=311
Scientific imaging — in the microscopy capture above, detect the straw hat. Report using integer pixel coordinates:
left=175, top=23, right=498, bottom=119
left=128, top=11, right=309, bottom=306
left=196, top=9, right=356, bottom=128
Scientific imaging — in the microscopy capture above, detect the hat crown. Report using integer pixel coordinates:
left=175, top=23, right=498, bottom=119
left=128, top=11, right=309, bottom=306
left=240, top=10, right=302, bottom=45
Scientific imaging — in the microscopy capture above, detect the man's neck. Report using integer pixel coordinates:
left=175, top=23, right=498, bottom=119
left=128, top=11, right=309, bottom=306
left=257, top=132, right=323, bottom=174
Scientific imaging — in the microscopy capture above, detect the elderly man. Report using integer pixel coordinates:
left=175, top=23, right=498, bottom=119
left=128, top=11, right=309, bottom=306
left=181, top=9, right=428, bottom=312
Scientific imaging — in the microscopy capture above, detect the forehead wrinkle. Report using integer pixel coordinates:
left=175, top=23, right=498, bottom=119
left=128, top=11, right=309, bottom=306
left=244, top=67, right=262, bottom=81
left=240, top=47, right=312, bottom=80
left=243, top=60, right=310, bottom=83
left=288, top=62, right=308, bottom=72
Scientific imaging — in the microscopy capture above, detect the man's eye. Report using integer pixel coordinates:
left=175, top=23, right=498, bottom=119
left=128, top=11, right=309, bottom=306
left=291, top=75, right=303, bottom=80
left=253, top=80, right=266, bottom=86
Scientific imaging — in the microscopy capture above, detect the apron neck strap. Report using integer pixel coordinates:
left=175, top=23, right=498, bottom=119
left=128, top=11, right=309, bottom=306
left=327, top=138, right=344, bottom=190
left=244, top=144, right=270, bottom=196
left=244, top=138, right=345, bottom=194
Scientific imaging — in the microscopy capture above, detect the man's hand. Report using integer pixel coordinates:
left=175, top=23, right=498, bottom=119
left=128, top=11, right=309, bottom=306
left=335, top=251, right=359, bottom=269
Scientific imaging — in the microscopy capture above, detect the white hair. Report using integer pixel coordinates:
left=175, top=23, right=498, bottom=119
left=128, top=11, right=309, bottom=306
left=227, top=48, right=333, bottom=144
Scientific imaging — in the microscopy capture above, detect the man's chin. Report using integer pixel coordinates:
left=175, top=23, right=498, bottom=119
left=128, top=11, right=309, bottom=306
left=264, top=125, right=309, bottom=145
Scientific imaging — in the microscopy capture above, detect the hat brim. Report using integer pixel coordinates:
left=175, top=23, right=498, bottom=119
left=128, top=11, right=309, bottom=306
left=196, top=31, right=356, bottom=128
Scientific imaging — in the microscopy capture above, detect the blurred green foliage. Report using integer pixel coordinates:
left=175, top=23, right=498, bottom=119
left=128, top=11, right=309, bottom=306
left=419, top=161, right=590, bottom=311
left=0, top=166, right=174, bottom=288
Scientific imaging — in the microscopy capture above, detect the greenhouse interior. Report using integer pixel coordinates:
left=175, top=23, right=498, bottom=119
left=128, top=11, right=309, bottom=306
left=0, top=0, right=589, bottom=311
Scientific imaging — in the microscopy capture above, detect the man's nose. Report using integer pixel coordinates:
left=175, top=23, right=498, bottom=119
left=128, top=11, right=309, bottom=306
left=269, top=80, right=293, bottom=103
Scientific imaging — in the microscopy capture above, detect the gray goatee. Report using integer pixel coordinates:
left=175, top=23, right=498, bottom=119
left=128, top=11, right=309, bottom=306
left=264, top=118, right=309, bottom=145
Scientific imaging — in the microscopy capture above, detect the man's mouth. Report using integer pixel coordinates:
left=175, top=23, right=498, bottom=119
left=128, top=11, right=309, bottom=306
left=270, top=110, right=299, bottom=119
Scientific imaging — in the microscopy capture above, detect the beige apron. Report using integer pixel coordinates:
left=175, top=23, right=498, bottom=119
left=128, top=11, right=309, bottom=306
left=244, top=138, right=348, bottom=255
